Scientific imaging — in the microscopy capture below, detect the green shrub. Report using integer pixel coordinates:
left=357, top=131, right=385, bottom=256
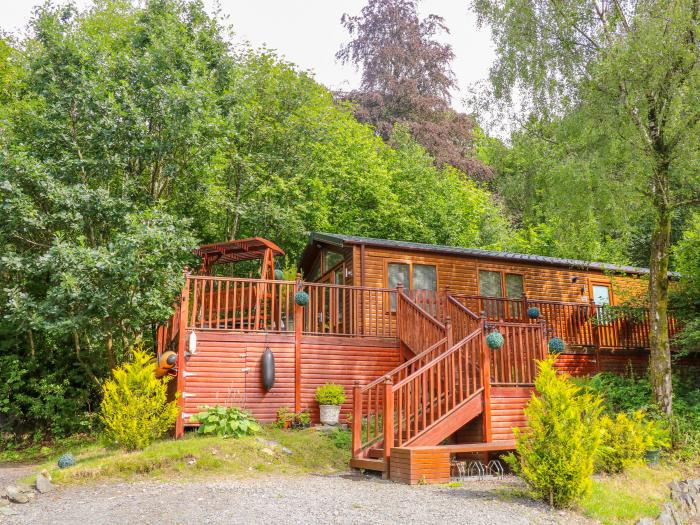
left=315, top=383, right=346, bottom=405
left=100, top=349, right=178, bottom=451
left=506, top=358, right=603, bottom=508
left=293, top=410, right=311, bottom=428
left=190, top=406, right=260, bottom=438
left=274, top=406, right=294, bottom=428
left=597, top=411, right=647, bottom=473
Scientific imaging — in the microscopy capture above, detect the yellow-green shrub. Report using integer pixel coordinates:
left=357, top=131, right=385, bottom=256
left=100, top=348, right=179, bottom=451
left=506, top=358, right=603, bottom=508
left=596, top=411, right=647, bottom=473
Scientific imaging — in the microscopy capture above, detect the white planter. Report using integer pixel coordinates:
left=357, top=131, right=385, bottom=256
left=319, top=404, right=341, bottom=426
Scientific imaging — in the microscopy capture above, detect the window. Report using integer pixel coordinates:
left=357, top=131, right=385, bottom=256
left=387, top=262, right=437, bottom=310
left=478, top=270, right=525, bottom=319
left=324, top=250, right=344, bottom=273
left=592, top=285, right=611, bottom=306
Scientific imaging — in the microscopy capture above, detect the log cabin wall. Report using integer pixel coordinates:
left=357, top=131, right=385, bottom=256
left=353, top=244, right=648, bottom=305
left=180, top=331, right=400, bottom=426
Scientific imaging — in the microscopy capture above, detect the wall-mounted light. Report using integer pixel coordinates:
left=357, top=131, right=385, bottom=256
left=571, top=276, right=578, bottom=283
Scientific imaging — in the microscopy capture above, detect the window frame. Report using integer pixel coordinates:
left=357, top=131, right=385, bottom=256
left=384, top=259, right=439, bottom=313
left=477, top=267, right=526, bottom=299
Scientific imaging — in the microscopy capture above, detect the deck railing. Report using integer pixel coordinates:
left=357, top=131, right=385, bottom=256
left=486, top=321, right=547, bottom=386
left=185, top=275, right=397, bottom=338
left=452, top=294, right=675, bottom=351
left=396, top=290, right=446, bottom=355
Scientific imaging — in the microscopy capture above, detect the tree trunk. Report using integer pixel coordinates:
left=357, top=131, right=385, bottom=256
left=648, top=191, right=673, bottom=415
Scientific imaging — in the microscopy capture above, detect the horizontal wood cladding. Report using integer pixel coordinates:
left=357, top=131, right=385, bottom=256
left=490, top=386, right=533, bottom=443
left=299, top=335, right=400, bottom=422
left=357, top=245, right=647, bottom=305
left=181, top=331, right=399, bottom=425
left=554, top=352, right=700, bottom=377
left=389, top=447, right=451, bottom=485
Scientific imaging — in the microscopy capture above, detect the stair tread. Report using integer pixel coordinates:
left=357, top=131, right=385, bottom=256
left=350, top=457, right=386, bottom=472
left=404, top=440, right=516, bottom=452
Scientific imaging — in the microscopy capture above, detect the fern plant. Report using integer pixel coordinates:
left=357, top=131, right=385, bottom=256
left=100, top=348, right=179, bottom=451
left=191, top=406, right=260, bottom=438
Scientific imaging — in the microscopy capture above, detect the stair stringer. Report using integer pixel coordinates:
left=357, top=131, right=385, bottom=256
left=402, top=389, right=484, bottom=447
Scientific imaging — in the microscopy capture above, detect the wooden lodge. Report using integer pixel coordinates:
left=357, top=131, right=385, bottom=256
left=157, top=233, right=693, bottom=484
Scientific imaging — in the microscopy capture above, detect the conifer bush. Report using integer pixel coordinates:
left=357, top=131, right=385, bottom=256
left=506, top=358, right=603, bottom=508
left=100, top=348, right=179, bottom=451
left=596, top=411, right=648, bottom=473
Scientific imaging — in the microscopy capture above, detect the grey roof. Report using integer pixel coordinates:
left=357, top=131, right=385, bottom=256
left=309, top=232, right=678, bottom=278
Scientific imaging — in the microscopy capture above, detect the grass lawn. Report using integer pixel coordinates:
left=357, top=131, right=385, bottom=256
left=580, top=462, right=697, bottom=525
left=15, top=427, right=351, bottom=485
left=494, top=461, right=696, bottom=524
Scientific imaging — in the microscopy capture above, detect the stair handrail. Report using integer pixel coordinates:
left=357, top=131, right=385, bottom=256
left=389, top=326, right=485, bottom=448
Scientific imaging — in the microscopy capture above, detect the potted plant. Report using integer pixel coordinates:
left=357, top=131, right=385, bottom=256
left=292, top=410, right=311, bottom=429
left=643, top=418, right=670, bottom=465
left=275, top=406, right=294, bottom=429
left=315, top=383, right=346, bottom=426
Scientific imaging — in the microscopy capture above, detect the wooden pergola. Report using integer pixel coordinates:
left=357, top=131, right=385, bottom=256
left=194, top=237, right=285, bottom=278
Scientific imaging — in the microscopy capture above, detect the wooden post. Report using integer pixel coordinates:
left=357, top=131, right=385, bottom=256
left=445, top=316, right=454, bottom=349
left=480, top=316, right=492, bottom=443
left=175, top=272, right=191, bottom=438
left=521, top=293, right=528, bottom=322
left=396, top=283, right=403, bottom=342
left=383, top=377, right=394, bottom=475
left=351, top=380, right=362, bottom=458
left=591, top=298, right=601, bottom=372
left=294, top=274, right=303, bottom=413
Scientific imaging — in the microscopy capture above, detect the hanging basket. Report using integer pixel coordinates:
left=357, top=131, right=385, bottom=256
left=548, top=337, right=566, bottom=354
left=486, top=331, right=505, bottom=350
left=527, top=306, right=541, bottom=319
left=294, top=291, right=309, bottom=306
left=274, top=269, right=284, bottom=280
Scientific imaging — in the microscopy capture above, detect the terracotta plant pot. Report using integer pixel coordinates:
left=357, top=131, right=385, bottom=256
left=319, top=404, right=341, bottom=426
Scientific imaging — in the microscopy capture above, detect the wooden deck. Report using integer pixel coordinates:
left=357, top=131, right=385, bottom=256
left=156, top=274, right=686, bottom=483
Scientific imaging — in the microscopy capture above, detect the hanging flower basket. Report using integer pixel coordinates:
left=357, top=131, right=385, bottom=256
left=527, top=306, right=541, bottom=319
left=274, top=269, right=284, bottom=280
left=548, top=337, right=565, bottom=354
left=294, top=291, right=309, bottom=306
left=486, top=331, right=505, bottom=350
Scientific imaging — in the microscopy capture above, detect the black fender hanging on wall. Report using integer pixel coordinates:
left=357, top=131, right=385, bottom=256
left=261, top=347, right=275, bottom=391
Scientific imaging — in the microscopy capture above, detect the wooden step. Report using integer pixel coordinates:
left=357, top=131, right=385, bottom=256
left=367, top=448, right=384, bottom=459
left=350, top=457, right=386, bottom=472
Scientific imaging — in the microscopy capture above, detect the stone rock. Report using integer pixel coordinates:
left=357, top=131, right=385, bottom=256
left=0, top=497, right=9, bottom=507
left=36, top=470, right=54, bottom=494
left=261, top=447, right=275, bottom=456
left=5, top=486, right=29, bottom=504
left=637, top=518, right=655, bottom=525
left=0, top=506, right=18, bottom=516
left=256, top=438, right=279, bottom=448
left=280, top=446, right=293, bottom=455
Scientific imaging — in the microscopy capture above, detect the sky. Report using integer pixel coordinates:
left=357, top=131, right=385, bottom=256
left=0, top=0, right=496, bottom=113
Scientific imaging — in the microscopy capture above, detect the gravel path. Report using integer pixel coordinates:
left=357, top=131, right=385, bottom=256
left=1, top=473, right=593, bottom=525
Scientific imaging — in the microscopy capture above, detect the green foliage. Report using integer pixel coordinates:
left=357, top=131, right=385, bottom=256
left=327, top=427, right=351, bottom=450
left=190, top=406, right=261, bottom=438
left=315, top=383, right=346, bottom=405
left=99, top=349, right=178, bottom=451
left=597, top=412, right=649, bottom=474
left=672, top=215, right=700, bottom=353
left=485, top=331, right=504, bottom=349
left=580, top=372, right=699, bottom=461
left=547, top=337, right=565, bottom=354
left=274, top=406, right=294, bottom=428
left=293, top=411, right=311, bottom=429
left=506, top=358, right=603, bottom=507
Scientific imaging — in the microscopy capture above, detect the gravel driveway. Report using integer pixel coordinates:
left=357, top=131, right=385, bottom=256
left=1, top=472, right=592, bottom=525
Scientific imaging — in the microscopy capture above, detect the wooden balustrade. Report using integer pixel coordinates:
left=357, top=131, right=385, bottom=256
left=396, top=291, right=446, bottom=354
left=391, top=330, right=484, bottom=447
left=453, top=294, right=677, bottom=351
left=156, top=298, right=181, bottom=356
left=301, top=282, right=396, bottom=337
left=407, top=289, right=446, bottom=320
left=446, top=295, right=480, bottom=342
left=184, top=276, right=397, bottom=338
left=486, top=321, right=547, bottom=386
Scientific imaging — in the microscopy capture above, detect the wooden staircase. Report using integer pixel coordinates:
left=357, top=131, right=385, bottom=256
left=350, top=289, right=547, bottom=482
left=350, top=291, right=491, bottom=475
